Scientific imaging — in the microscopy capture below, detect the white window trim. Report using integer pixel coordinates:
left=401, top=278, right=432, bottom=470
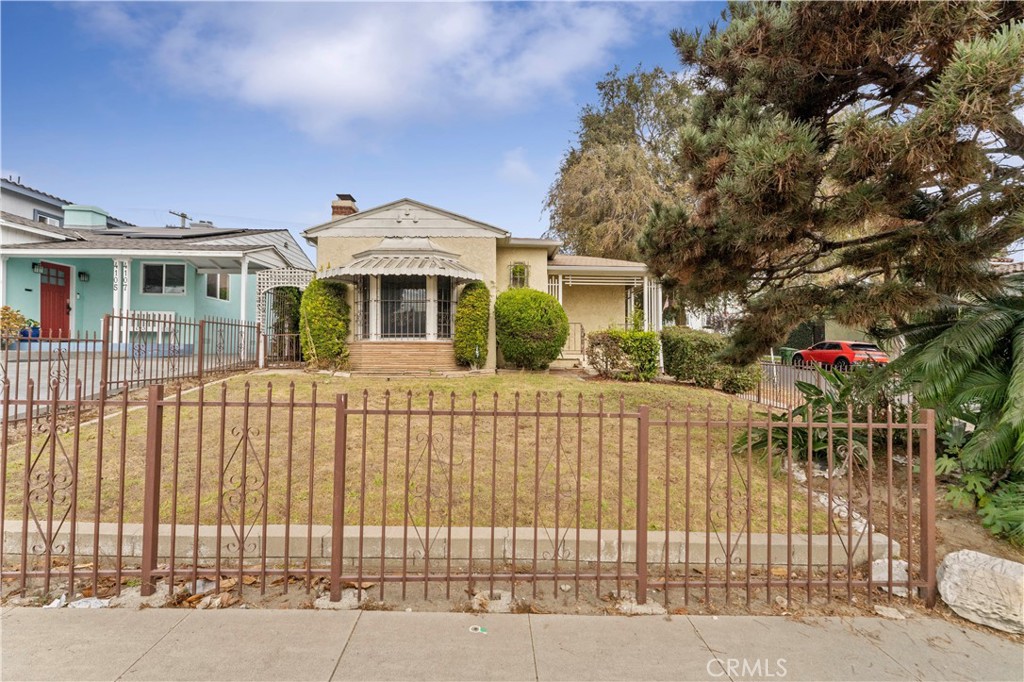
left=205, top=272, right=230, bottom=301
left=140, top=262, right=188, bottom=296
left=33, top=209, right=63, bottom=227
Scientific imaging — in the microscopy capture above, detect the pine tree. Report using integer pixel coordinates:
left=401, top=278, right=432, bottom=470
left=640, top=1, right=1024, bottom=362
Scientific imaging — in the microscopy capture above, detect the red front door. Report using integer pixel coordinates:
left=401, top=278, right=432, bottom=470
left=39, top=262, right=71, bottom=337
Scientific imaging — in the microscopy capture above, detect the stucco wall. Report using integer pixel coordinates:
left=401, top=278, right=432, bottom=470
left=4, top=256, right=261, bottom=335
left=4, top=257, right=115, bottom=334
left=561, top=284, right=628, bottom=336
left=494, top=246, right=549, bottom=293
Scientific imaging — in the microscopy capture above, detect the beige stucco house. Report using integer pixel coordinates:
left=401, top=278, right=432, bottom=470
left=302, top=196, right=663, bottom=371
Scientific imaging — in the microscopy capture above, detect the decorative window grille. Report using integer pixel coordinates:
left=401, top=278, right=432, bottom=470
left=380, top=275, right=427, bottom=339
left=354, top=275, right=370, bottom=340
left=509, top=262, right=529, bottom=289
left=437, top=276, right=453, bottom=339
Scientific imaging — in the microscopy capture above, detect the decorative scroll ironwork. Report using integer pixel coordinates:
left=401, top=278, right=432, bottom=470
left=25, top=419, right=75, bottom=557
left=164, top=327, right=182, bottom=376
left=46, top=348, right=70, bottom=393
left=401, top=424, right=471, bottom=560
left=220, top=426, right=267, bottom=555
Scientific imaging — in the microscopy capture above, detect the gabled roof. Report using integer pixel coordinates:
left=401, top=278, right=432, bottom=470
left=321, top=237, right=482, bottom=281
left=1, top=177, right=72, bottom=206
left=1, top=178, right=136, bottom=227
left=302, top=198, right=510, bottom=242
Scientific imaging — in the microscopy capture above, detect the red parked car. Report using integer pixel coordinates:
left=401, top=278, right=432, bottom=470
left=792, top=341, right=889, bottom=369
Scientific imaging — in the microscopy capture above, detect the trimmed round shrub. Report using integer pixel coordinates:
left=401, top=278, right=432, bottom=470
left=454, top=281, right=491, bottom=368
left=494, top=289, right=569, bottom=370
left=299, top=279, right=350, bottom=368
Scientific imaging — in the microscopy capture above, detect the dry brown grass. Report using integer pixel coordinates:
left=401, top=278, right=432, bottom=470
left=3, top=371, right=828, bottom=533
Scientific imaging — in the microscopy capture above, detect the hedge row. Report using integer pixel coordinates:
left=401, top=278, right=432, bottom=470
left=299, top=279, right=350, bottom=369
left=454, top=281, right=490, bottom=368
left=586, top=329, right=660, bottom=382
left=661, top=327, right=761, bottom=394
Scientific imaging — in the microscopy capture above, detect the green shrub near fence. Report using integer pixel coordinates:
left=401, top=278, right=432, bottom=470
left=494, top=289, right=569, bottom=370
left=586, top=329, right=660, bottom=381
left=299, top=279, right=350, bottom=368
left=454, top=281, right=490, bottom=368
left=661, top=326, right=761, bottom=393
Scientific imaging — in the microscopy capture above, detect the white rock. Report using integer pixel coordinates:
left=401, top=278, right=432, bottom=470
left=937, top=550, right=1024, bottom=635
left=108, top=586, right=167, bottom=610
left=471, top=590, right=513, bottom=614
left=873, top=605, right=905, bottom=620
left=871, top=559, right=910, bottom=597
left=616, top=593, right=667, bottom=616
left=313, top=588, right=362, bottom=610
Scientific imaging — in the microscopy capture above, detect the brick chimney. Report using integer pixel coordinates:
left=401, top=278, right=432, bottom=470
left=331, top=193, right=357, bottom=217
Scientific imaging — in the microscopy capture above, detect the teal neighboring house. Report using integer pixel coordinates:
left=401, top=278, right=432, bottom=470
left=0, top=178, right=313, bottom=337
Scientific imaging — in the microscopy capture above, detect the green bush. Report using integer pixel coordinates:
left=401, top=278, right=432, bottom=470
left=662, top=326, right=763, bottom=392
left=454, top=281, right=490, bottom=368
left=494, top=289, right=569, bottom=370
left=720, top=364, right=762, bottom=394
left=661, top=327, right=727, bottom=388
left=299, top=279, right=350, bottom=368
left=586, top=329, right=660, bottom=381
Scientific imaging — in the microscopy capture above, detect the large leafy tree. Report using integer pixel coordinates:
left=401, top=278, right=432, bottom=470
left=545, top=66, right=688, bottom=261
left=640, top=1, right=1024, bottom=362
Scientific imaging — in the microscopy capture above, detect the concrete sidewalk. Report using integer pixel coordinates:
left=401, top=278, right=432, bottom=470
left=1, top=608, right=1021, bottom=682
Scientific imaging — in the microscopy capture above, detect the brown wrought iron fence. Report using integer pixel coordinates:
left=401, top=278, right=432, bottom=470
left=264, top=333, right=302, bottom=366
left=0, top=381, right=937, bottom=610
left=1, top=313, right=261, bottom=413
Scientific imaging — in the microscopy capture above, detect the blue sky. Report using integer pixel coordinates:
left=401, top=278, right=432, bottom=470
left=1, top=2, right=722, bottom=255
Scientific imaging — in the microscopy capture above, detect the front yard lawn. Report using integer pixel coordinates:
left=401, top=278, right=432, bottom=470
left=4, top=371, right=828, bottom=534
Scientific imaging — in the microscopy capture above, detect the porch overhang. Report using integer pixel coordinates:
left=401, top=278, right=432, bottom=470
left=0, top=247, right=288, bottom=273
left=319, top=237, right=482, bottom=282
left=547, top=267, right=648, bottom=286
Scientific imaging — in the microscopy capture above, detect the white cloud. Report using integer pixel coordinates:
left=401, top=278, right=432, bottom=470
left=498, top=147, right=538, bottom=184
left=76, top=3, right=646, bottom=138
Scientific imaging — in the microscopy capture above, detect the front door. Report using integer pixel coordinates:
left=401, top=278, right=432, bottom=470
left=39, top=262, right=71, bottom=337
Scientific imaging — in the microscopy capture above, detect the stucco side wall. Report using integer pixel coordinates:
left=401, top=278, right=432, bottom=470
left=314, top=235, right=499, bottom=369
left=494, top=246, right=549, bottom=293
left=561, top=284, right=627, bottom=336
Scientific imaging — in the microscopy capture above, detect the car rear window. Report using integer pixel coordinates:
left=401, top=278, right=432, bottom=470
left=851, top=343, right=882, bottom=351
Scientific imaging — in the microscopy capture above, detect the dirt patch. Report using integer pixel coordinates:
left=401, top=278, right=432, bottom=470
left=934, top=493, right=1024, bottom=563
